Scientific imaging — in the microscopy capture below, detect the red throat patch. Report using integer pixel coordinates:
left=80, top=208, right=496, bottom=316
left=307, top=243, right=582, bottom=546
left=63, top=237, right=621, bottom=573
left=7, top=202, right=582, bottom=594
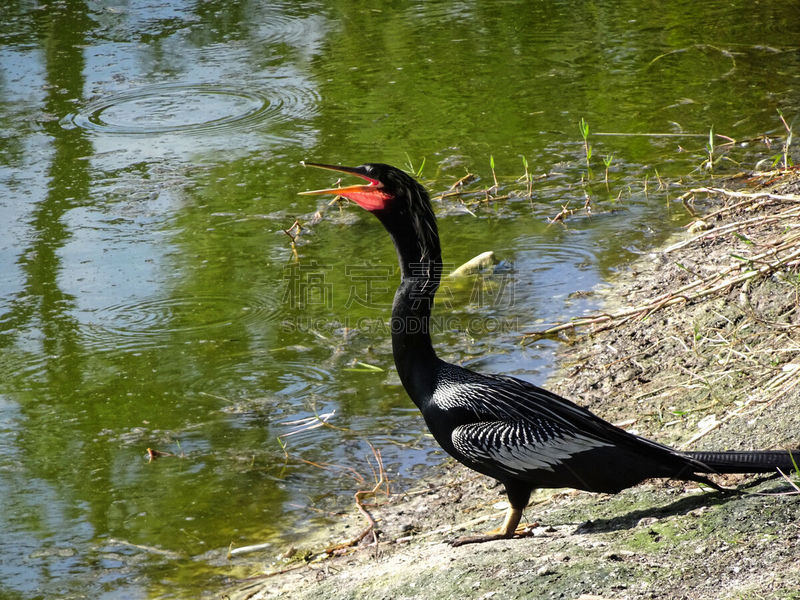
left=299, top=163, right=394, bottom=211
left=338, top=185, right=393, bottom=211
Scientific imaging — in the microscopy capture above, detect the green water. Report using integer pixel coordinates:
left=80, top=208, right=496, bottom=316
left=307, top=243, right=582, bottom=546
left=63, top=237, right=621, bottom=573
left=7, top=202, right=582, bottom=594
left=1, top=1, right=798, bottom=597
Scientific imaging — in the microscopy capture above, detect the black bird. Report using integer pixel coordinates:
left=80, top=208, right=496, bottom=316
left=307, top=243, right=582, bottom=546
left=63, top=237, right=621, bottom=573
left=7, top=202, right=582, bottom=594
left=301, top=162, right=797, bottom=545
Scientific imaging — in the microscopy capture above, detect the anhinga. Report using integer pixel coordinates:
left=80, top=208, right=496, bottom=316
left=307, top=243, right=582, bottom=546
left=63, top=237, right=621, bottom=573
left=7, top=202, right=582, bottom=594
left=301, top=161, right=797, bottom=545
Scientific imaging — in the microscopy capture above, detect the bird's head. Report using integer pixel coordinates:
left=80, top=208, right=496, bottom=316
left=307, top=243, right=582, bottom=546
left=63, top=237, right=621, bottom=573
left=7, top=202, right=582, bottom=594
left=299, top=162, right=420, bottom=213
left=300, top=161, right=440, bottom=269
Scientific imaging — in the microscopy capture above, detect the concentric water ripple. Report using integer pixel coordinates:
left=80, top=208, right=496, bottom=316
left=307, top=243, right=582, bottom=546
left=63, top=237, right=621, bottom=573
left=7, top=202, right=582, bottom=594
left=187, top=352, right=336, bottom=401
left=526, top=242, right=598, bottom=271
left=63, top=82, right=318, bottom=136
left=255, top=12, right=325, bottom=45
left=82, top=293, right=283, bottom=350
left=271, top=360, right=333, bottom=397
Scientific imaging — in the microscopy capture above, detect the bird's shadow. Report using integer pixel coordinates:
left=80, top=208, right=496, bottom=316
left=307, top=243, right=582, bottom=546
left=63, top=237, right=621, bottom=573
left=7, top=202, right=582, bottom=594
left=573, top=476, right=792, bottom=535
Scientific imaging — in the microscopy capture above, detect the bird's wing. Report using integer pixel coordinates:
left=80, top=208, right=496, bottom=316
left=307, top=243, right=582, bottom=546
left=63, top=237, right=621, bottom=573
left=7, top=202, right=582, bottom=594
left=451, top=418, right=611, bottom=475
left=434, top=372, right=617, bottom=434
left=435, top=369, right=685, bottom=465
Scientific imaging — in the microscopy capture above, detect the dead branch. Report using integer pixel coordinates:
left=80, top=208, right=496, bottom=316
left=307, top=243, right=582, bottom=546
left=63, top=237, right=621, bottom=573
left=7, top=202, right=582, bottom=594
left=325, top=442, right=388, bottom=554
left=664, top=204, right=800, bottom=253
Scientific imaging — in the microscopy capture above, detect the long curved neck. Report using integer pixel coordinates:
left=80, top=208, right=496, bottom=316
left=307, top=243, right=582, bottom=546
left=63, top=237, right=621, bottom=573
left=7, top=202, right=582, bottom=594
left=378, top=209, right=442, bottom=407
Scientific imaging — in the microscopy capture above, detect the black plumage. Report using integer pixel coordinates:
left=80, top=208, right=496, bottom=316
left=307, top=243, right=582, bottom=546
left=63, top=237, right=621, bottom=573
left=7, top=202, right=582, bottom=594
left=301, top=161, right=797, bottom=545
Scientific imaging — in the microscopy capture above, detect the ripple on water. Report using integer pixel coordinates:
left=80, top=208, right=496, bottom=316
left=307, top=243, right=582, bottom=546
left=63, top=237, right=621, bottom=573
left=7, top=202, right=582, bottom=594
left=271, top=360, right=333, bottom=397
left=185, top=345, right=336, bottom=399
left=62, top=81, right=318, bottom=136
left=255, top=12, right=325, bottom=46
left=82, top=292, right=283, bottom=351
left=525, top=241, right=598, bottom=271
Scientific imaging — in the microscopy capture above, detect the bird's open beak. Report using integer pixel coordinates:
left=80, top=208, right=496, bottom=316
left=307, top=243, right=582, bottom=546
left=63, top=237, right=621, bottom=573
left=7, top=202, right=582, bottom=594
left=299, top=161, right=391, bottom=211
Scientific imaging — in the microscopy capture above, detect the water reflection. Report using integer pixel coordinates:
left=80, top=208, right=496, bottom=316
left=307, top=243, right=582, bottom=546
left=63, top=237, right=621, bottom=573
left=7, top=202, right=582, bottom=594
left=1, top=4, right=99, bottom=597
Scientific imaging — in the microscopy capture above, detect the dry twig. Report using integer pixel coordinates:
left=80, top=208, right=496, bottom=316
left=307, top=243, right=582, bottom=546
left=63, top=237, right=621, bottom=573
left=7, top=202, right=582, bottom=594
left=325, top=442, right=389, bottom=554
left=523, top=185, right=800, bottom=343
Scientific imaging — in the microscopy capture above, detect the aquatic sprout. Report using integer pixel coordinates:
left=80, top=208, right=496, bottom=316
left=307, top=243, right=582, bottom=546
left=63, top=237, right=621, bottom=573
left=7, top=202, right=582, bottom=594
left=704, top=126, right=715, bottom=171
left=602, top=153, right=614, bottom=185
left=579, top=117, right=592, bottom=167
left=520, top=155, right=533, bottom=199
left=404, top=153, right=426, bottom=178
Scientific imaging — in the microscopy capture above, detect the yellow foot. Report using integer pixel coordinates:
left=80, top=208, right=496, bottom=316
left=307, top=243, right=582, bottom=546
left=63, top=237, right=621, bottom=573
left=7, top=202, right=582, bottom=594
left=450, top=521, right=539, bottom=547
left=512, top=521, right=539, bottom=536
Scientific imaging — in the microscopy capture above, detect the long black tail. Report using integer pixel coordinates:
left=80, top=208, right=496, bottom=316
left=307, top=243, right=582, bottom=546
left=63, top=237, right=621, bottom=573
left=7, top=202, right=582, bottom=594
left=686, top=450, right=798, bottom=474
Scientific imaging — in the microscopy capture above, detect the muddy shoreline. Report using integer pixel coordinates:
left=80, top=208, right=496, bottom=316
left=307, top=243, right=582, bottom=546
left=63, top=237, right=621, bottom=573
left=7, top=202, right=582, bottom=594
left=228, top=169, right=800, bottom=600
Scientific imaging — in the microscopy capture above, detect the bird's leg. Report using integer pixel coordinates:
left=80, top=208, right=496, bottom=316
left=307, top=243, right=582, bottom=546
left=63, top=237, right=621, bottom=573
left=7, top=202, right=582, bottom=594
left=451, top=506, right=526, bottom=547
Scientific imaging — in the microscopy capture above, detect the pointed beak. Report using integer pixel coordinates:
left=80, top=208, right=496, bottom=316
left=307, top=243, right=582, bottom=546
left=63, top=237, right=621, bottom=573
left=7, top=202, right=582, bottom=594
left=299, top=161, right=392, bottom=211
left=298, top=162, right=379, bottom=196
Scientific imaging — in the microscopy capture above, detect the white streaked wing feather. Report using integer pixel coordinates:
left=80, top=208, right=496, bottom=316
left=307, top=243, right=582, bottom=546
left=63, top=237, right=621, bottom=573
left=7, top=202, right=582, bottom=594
left=452, top=421, right=611, bottom=474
